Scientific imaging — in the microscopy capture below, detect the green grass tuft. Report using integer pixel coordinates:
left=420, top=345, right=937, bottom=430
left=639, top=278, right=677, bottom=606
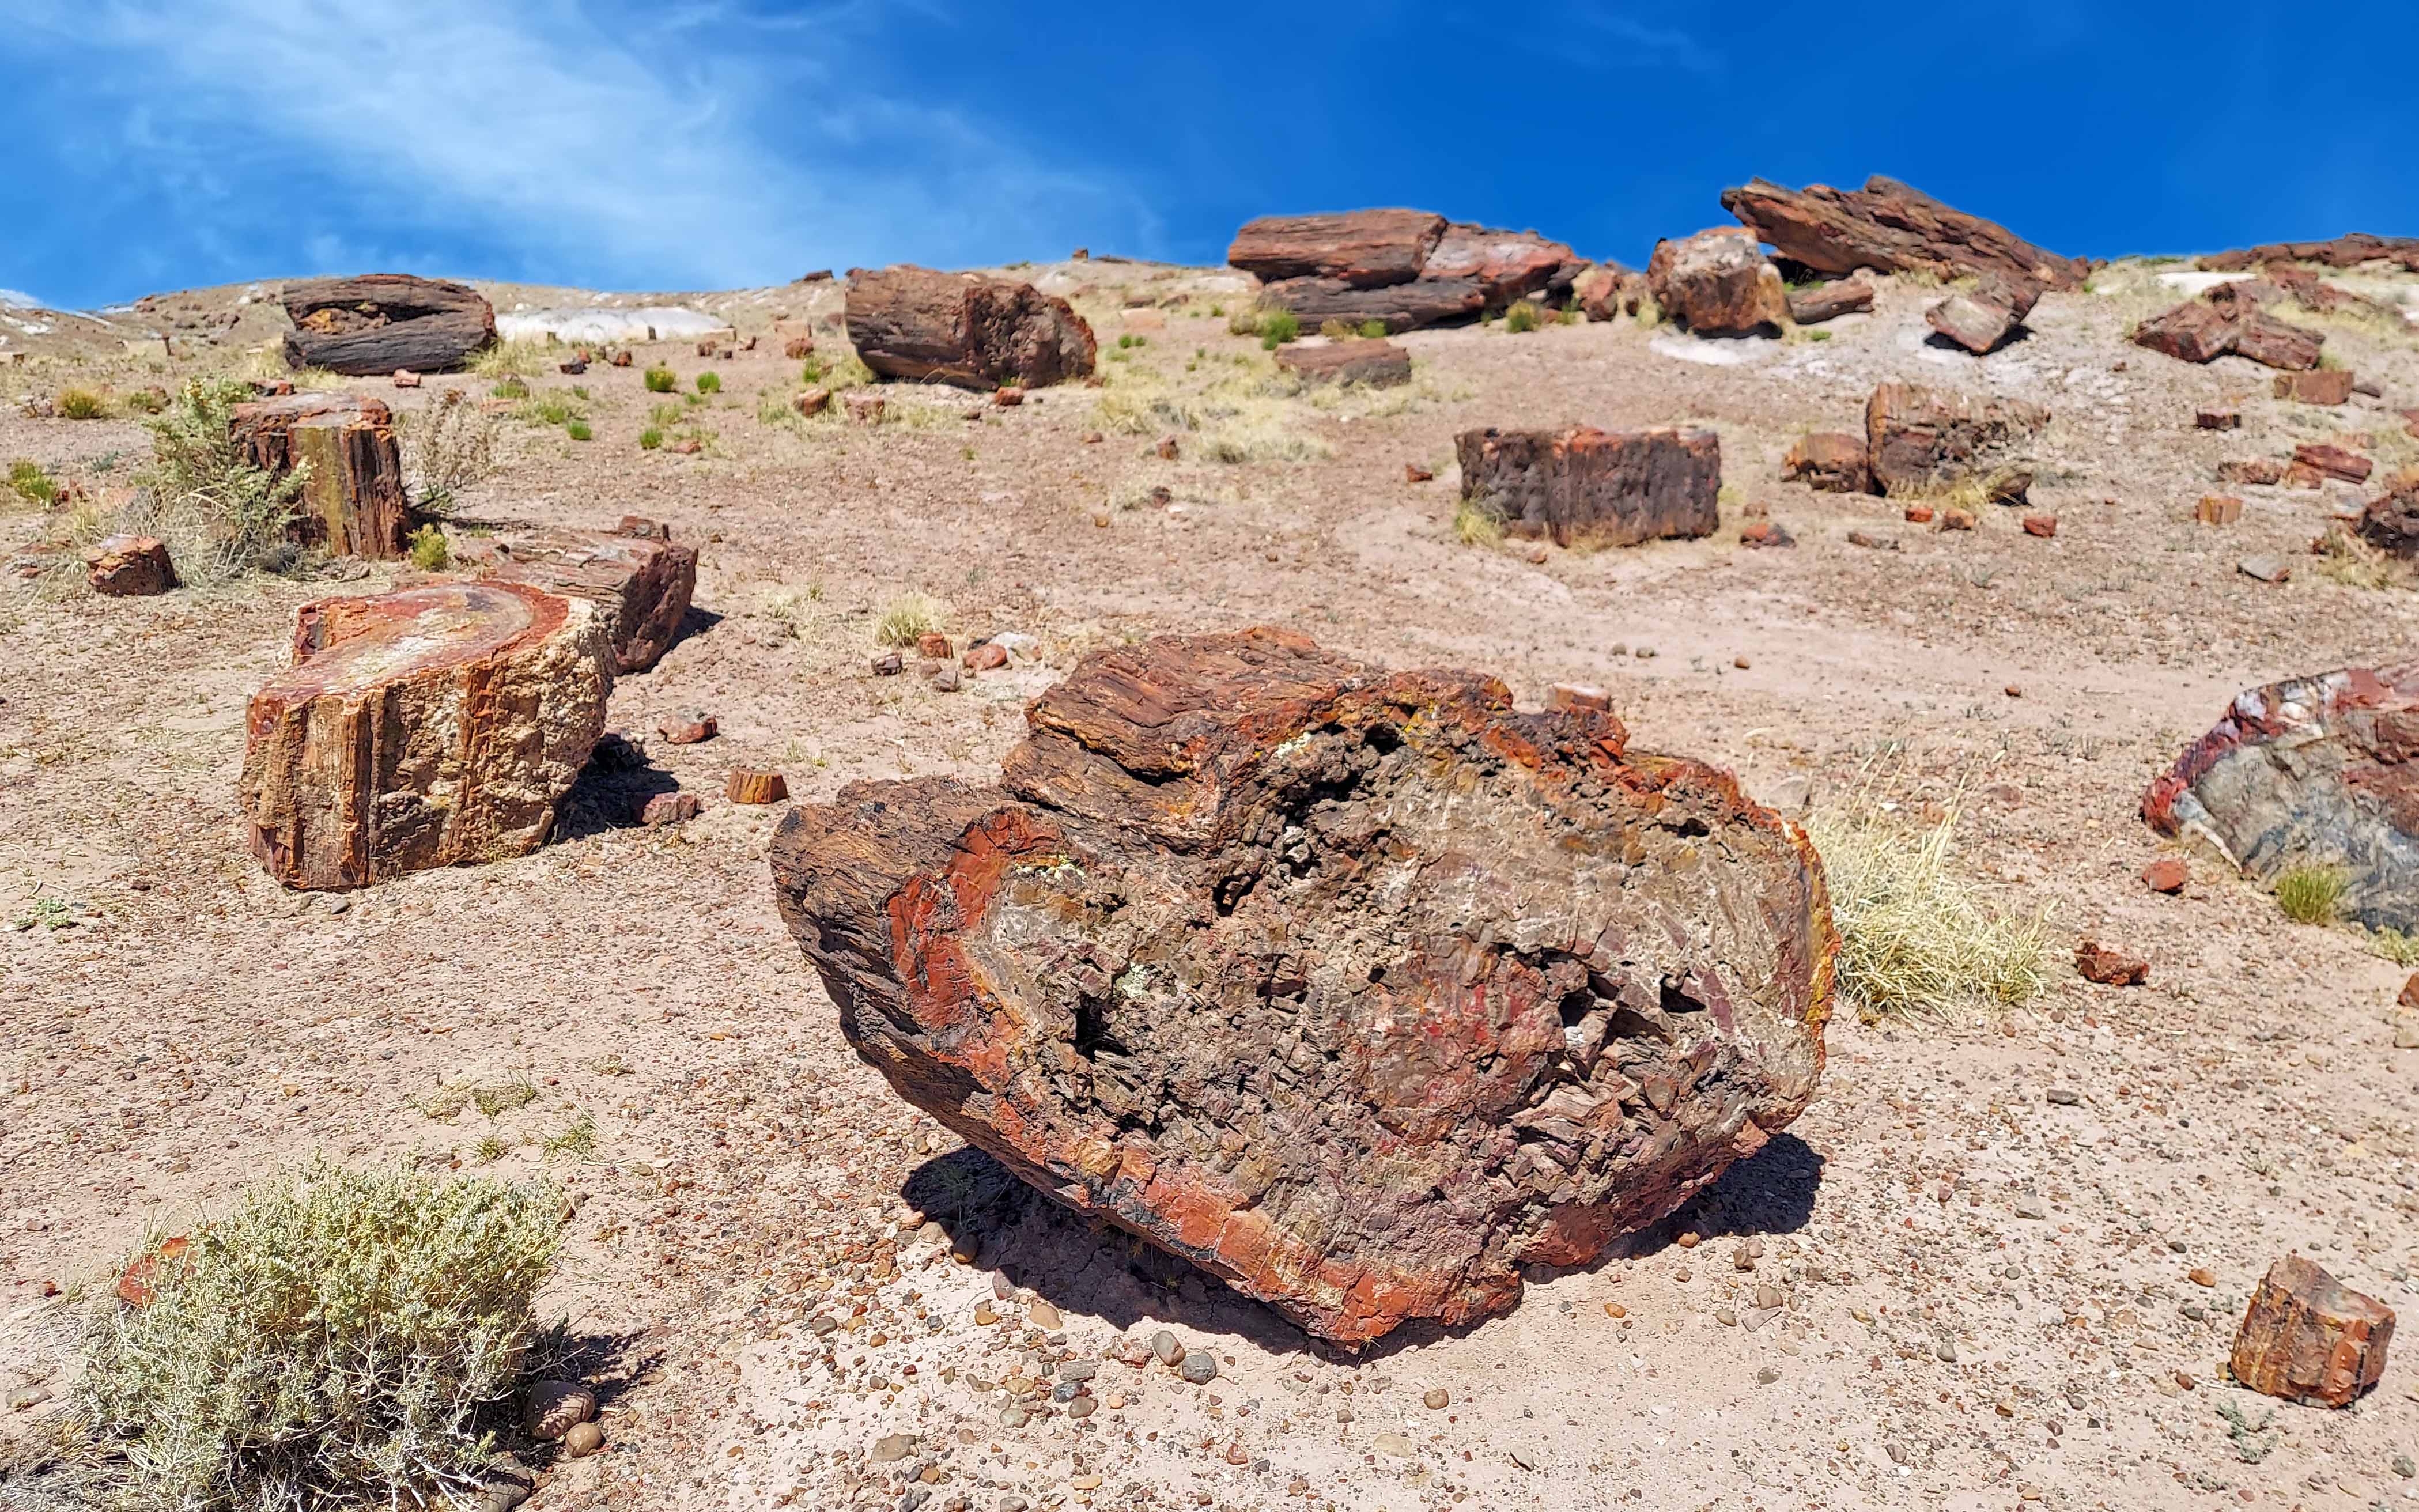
left=638, top=426, right=664, bottom=451
left=642, top=365, right=677, bottom=394
left=1503, top=300, right=1541, bottom=334
left=696, top=371, right=721, bottom=394
left=7, top=458, right=57, bottom=507
left=2273, top=864, right=2347, bottom=925
left=405, top=524, right=449, bottom=572
left=58, top=387, right=109, bottom=420
left=1256, top=309, right=1301, bottom=350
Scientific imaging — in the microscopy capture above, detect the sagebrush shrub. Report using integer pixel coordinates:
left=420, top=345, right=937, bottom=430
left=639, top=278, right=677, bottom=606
left=138, top=379, right=309, bottom=583
left=80, top=1158, right=562, bottom=1510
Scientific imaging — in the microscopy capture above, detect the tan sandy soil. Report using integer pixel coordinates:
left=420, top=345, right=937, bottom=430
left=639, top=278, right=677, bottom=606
left=4, top=255, right=2419, bottom=1512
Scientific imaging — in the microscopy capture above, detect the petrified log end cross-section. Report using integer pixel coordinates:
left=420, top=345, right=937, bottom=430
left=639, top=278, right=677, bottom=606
left=771, top=629, right=1834, bottom=1344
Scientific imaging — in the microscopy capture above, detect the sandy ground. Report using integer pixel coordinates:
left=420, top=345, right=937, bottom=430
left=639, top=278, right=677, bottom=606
left=4, top=255, right=2419, bottom=1512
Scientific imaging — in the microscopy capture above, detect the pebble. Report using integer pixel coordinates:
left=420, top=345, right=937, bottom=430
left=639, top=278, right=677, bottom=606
left=973, top=1302, right=997, bottom=1326
left=1755, top=1366, right=1781, bottom=1385
left=1934, top=1340, right=1957, bottom=1363
left=1374, top=1431, right=1415, bottom=1457
left=1423, top=1388, right=1450, bottom=1410
left=1178, top=1354, right=1218, bottom=1385
left=1027, top=1300, right=1061, bottom=1329
left=7, top=1384, right=52, bottom=1412
left=522, top=1381, right=595, bottom=1441
left=1068, top=1394, right=1097, bottom=1419
left=2044, top=1088, right=2081, bottom=1106
left=1510, top=1447, right=1540, bottom=1471
left=1150, top=1330, right=1183, bottom=1366
left=2014, top=1195, right=2047, bottom=1219
left=872, top=1433, right=917, bottom=1462
left=2188, top=1267, right=2216, bottom=1287
left=562, top=1420, right=603, bottom=1457
left=999, top=1407, right=1028, bottom=1428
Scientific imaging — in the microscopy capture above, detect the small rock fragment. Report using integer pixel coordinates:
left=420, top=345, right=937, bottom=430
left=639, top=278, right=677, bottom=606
left=725, top=769, right=789, bottom=804
left=2229, top=1253, right=2395, bottom=1408
left=2236, top=554, right=2291, bottom=583
left=2020, top=513, right=2057, bottom=538
left=2141, top=857, right=2188, bottom=894
left=1405, top=463, right=1434, bottom=483
left=870, top=651, right=903, bottom=676
left=640, top=791, right=701, bottom=827
left=1423, top=1387, right=1450, bottom=1409
left=1178, top=1353, right=1218, bottom=1385
left=562, top=1420, right=603, bottom=1457
left=523, top=1381, right=596, bottom=1441
left=2196, top=494, right=2244, bottom=526
left=2076, top=941, right=2149, bottom=986
left=872, top=1433, right=917, bottom=1462
left=657, top=710, right=717, bottom=744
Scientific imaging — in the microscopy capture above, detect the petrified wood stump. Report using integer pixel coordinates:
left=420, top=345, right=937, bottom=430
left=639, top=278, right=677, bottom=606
left=1457, top=425, right=1721, bottom=549
left=2230, top=1254, right=2394, bottom=1407
left=240, top=582, right=611, bottom=890
left=228, top=392, right=410, bottom=559
left=1645, top=227, right=1787, bottom=337
left=459, top=517, right=697, bottom=674
left=1864, top=382, right=2049, bottom=494
left=770, top=629, right=1835, bottom=1344
left=845, top=266, right=1096, bottom=391
left=2142, top=664, right=2419, bottom=932
left=280, top=274, right=496, bottom=376
left=1274, top=338, right=1412, bottom=388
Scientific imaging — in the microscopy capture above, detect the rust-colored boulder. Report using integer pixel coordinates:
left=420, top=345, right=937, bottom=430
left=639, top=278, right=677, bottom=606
left=2358, top=468, right=2419, bottom=556
left=1782, top=432, right=1870, bottom=494
left=239, top=581, right=612, bottom=890
left=1720, top=176, right=2090, bottom=290
left=2274, top=369, right=2354, bottom=405
left=2201, top=234, right=2419, bottom=275
left=1573, top=264, right=1643, bottom=322
left=1864, top=382, right=2050, bottom=493
left=228, top=392, right=411, bottom=559
left=280, top=274, right=496, bottom=376
left=2229, top=1254, right=2394, bottom=1408
left=1457, top=425, right=1722, bottom=548
left=2292, top=443, right=2372, bottom=485
left=459, top=518, right=697, bottom=674
left=2216, top=458, right=2284, bottom=486
left=1645, top=228, right=1786, bottom=337
left=2144, top=663, right=2419, bottom=931
left=2134, top=287, right=2323, bottom=372
left=1235, top=213, right=1577, bottom=332
left=84, top=534, right=175, bottom=596
left=1925, top=273, right=2039, bottom=355
left=2141, top=857, right=2188, bottom=894
left=1785, top=279, right=1873, bottom=324
left=845, top=266, right=1095, bottom=391
left=1275, top=338, right=1412, bottom=388
left=1227, top=210, right=1447, bottom=287
left=727, top=769, right=790, bottom=804
left=2076, top=941, right=2148, bottom=985
left=769, top=628, right=1836, bottom=1345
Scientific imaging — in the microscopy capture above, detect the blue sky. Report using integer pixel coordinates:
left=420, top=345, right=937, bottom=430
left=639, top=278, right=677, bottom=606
left=3, top=0, right=2413, bottom=309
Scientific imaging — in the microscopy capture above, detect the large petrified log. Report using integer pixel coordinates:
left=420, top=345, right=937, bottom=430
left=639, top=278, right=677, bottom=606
left=1457, top=425, right=1721, bottom=548
left=845, top=266, right=1095, bottom=390
left=770, top=629, right=1834, bottom=1344
left=1645, top=228, right=1787, bottom=337
left=456, top=516, right=697, bottom=673
left=1273, top=338, right=1412, bottom=388
left=1231, top=211, right=1578, bottom=332
left=228, top=392, right=411, bottom=559
left=2142, top=664, right=2419, bottom=932
left=2201, top=234, right=2419, bottom=275
left=2132, top=284, right=2323, bottom=371
left=1785, top=279, right=1873, bottom=325
left=1924, top=271, right=2040, bottom=355
left=2229, top=1254, right=2394, bottom=1407
left=1721, top=176, right=2090, bottom=291
left=280, top=274, right=496, bottom=376
left=1864, top=381, right=2050, bottom=493
left=240, top=581, right=612, bottom=890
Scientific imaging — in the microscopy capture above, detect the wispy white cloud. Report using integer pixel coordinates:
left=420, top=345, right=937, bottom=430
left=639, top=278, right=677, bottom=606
left=1563, top=5, right=1721, bottom=73
left=3, top=0, right=1154, bottom=293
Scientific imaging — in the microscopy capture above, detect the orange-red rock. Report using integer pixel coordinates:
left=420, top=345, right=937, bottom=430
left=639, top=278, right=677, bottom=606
left=769, top=629, right=1835, bottom=1345
left=2230, top=1254, right=2394, bottom=1407
left=84, top=534, right=175, bottom=596
left=845, top=265, right=1095, bottom=391
left=228, top=391, right=411, bottom=559
left=2076, top=940, right=2148, bottom=985
left=1457, top=425, right=1721, bottom=549
left=464, top=519, right=697, bottom=674
left=240, top=582, right=611, bottom=890
left=1646, top=227, right=1786, bottom=337
left=2141, top=857, right=2189, bottom=894
left=1782, top=432, right=1870, bottom=494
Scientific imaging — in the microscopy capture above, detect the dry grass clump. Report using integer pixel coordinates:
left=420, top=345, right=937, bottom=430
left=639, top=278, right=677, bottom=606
left=1452, top=496, right=1505, bottom=547
left=1095, top=363, right=1331, bottom=464
left=57, top=387, right=111, bottom=421
left=130, top=379, right=309, bottom=585
left=874, top=591, right=944, bottom=648
left=399, top=390, right=498, bottom=515
left=2363, top=925, right=2419, bottom=966
left=2309, top=525, right=2407, bottom=589
left=1803, top=804, right=2047, bottom=1022
left=469, top=339, right=551, bottom=380
left=2271, top=864, right=2346, bottom=925
left=77, top=1158, right=562, bottom=1511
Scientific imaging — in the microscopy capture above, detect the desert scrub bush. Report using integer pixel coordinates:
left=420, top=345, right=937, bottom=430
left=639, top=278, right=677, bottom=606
left=1503, top=300, right=1542, bottom=334
left=2363, top=925, right=2419, bottom=966
left=2272, top=864, right=2346, bottom=925
left=517, top=392, right=584, bottom=429
left=124, top=386, right=168, bottom=415
left=1256, top=309, right=1301, bottom=350
left=405, top=523, right=449, bottom=572
left=470, top=339, right=550, bottom=380
left=58, top=387, right=110, bottom=420
left=642, top=365, right=677, bottom=394
left=78, top=1158, right=562, bottom=1511
left=874, top=591, right=944, bottom=648
left=1452, top=496, right=1504, bottom=547
left=138, top=379, right=309, bottom=583
left=399, top=391, right=496, bottom=515
left=2310, top=524, right=2406, bottom=589
left=696, top=371, right=721, bottom=394
left=1804, top=804, right=2047, bottom=1022
left=7, top=458, right=57, bottom=507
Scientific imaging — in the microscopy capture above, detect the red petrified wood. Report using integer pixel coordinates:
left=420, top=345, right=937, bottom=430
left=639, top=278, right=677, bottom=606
left=458, top=516, right=697, bottom=674
left=769, top=629, right=1836, bottom=1345
left=2230, top=1254, right=2395, bottom=1407
left=845, top=266, right=1096, bottom=391
left=1457, top=425, right=1721, bottom=548
left=239, top=581, right=612, bottom=890
left=227, top=392, right=411, bottom=559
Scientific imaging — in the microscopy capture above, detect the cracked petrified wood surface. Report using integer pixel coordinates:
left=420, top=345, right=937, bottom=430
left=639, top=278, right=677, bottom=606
left=240, top=581, right=611, bottom=890
left=770, top=628, right=1834, bottom=1344
left=2229, top=1254, right=2394, bottom=1408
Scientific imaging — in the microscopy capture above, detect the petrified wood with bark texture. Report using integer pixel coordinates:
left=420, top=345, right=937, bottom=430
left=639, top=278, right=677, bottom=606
left=227, top=392, right=411, bottom=559
left=845, top=266, right=1096, bottom=391
left=1273, top=339, right=1412, bottom=388
left=1457, top=425, right=1722, bottom=548
left=240, top=581, right=611, bottom=890
left=1226, top=210, right=1446, bottom=286
left=2142, top=664, right=2419, bottom=932
left=458, top=517, right=697, bottom=674
left=1864, top=382, right=2049, bottom=493
left=2229, top=1254, right=2394, bottom=1407
left=280, top=274, right=496, bottom=376
left=1721, top=175, right=2089, bottom=291
left=770, top=629, right=1835, bottom=1344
